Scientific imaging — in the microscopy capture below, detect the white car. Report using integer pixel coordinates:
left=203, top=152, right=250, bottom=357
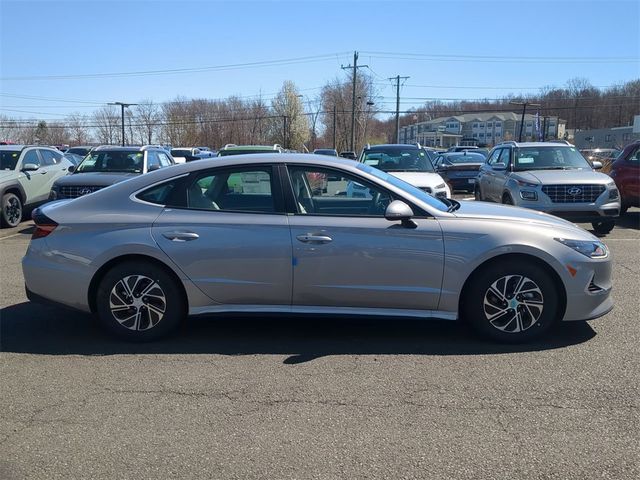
left=358, top=144, right=451, bottom=198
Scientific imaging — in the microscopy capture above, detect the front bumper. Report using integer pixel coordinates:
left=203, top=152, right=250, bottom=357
left=561, top=252, right=614, bottom=321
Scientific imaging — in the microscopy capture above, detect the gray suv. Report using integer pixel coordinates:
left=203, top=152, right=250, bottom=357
left=50, top=145, right=175, bottom=200
left=476, top=141, right=620, bottom=234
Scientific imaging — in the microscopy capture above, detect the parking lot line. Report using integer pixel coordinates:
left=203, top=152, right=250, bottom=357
left=0, top=233, right=24, bottom=241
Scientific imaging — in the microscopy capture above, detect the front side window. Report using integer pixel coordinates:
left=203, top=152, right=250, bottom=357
left=187, top=168, right=275, bottom=213
left=158, top=152, right=173, bottom=167
left=147, top=152, right=160, bottom=170
left=487, top=149, right=501, bottom=165
left=76, top=150, right=144, bottom=173
left=22, top=150, right=41, bottom=168
left=289, top=166, right=394, bottom=217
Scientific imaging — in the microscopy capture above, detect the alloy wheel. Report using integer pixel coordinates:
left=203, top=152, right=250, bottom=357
left=4, top=196, right=21, bottom=226
left=483, top=275, right=544, bottom=333
left=109, top=275, right=167, bottom=331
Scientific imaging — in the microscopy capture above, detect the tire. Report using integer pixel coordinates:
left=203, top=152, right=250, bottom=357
left=474, top=184, right=483, bottom=201
left=461, top=260, right=560, bottom=343
left=501, top=192, right=514, bottom=205
left=591, top=219, right=615, bottom=235
left=95, top=261, right=185, bottom=341
left=1, top=192, right=23, bottom=228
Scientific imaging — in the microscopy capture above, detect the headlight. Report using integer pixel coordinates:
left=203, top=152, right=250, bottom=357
left=49, top=186, right=59, bottom=200
left=555, top=238, right=608, bottom=258
left=516, top=179, right=538, bottom=188
left=435, top=183, right=446, bottom=189
left=609, top=188, right=619, bottom=200
left=520, top=190, right=538, bottom=201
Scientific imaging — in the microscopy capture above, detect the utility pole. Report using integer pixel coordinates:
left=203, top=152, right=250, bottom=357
left=341, top=51, right=368, bottom=151
left=332, top=105, right=337, bottom=150
left=282, top=115, right=288, bottom=149
left=390, top=75, right=409, bottom=143
left=108, top=102, right=137, bottom=146
left=509, top=101, right=540, bottom=142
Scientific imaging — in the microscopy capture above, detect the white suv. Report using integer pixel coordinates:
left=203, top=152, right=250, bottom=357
left=358, top=144, right=451, bottom=199
left=0, top=145, right=73, bottom=227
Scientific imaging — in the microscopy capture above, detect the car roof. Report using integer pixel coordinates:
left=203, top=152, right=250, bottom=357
left=220, top=144, right=281, bottom=151
left=0, top=145, right=58, bottom=151
left=365, top=144, right=420, bottom=149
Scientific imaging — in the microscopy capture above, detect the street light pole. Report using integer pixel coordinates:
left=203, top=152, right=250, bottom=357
left=509, top=101, right=541, bottom=142
left=108, top=102, right=137, bottom=146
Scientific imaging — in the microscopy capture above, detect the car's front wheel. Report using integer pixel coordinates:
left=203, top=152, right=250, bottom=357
left=591, top=220, right=615, bottom=235
left=462, top=260, right=560, bottom=343
left=1, top=192, right=23, bottom=228
left=95, top=261, right=185, bottom=341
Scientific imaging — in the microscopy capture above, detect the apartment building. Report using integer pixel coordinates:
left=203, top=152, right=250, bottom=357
left=400, top=112, right=565, bottom=147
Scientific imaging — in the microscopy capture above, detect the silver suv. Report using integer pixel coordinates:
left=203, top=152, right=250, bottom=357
left=475, top=141, right=620, bottom=234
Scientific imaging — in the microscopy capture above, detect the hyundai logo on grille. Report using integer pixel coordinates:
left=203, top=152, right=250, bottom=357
left=567, top=187, right=582, bottom=196
left=79, top=187, right=94, bottom=196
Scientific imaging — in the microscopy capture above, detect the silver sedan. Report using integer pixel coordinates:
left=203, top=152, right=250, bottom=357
left=22, top=154, right=613, bottom=343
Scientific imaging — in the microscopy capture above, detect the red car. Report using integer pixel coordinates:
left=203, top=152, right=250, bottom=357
left=609, top=140, right=640, bottom=214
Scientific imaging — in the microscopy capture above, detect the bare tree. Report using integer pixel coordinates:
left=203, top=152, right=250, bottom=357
left=134, top=100, right=160, bottom=145
left=271, top=81, right=310, bottom=150
left=93, top=105, right=120, bottom=144
left=66, top=113, right=91, bottom=145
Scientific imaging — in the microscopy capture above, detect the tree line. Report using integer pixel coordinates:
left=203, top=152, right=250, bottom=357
left=1, top=77, right=637, bottom=150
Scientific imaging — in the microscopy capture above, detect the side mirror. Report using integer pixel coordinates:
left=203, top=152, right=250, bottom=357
left=592, top=160, right=603, bottom=170
left=148, top=164, right=161, bottom=172
left=385, top=200, right=416, bottom=228
left=22, top=163, right=39, bottom=172
left=492, top=162, right=507, bottom=171
left=437, top=163, right=448, bottom=171
left=68, top=165, right=76, bottom=173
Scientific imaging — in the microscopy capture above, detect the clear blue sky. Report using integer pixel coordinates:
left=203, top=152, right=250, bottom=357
left=1, top=0, right=638, bottom=120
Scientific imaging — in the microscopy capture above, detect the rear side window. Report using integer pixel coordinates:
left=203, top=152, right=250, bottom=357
left=187, top=168, right=275, bottom=213
left=136, top=180, right=179, bottom=205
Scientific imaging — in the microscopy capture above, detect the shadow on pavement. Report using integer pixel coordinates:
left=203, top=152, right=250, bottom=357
left=615, top=210, right=639, bottom=230
left=0, top=302, right=597, bottom=363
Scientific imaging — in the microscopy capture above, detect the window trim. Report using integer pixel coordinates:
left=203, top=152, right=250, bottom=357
left=179, top=164, right=286, bottom=215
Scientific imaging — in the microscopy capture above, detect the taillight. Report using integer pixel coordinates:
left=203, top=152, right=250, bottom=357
left=31, top=208, right=58, bottom=239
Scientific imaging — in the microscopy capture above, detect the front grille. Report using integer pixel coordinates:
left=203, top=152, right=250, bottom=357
left=542, top=184, right=605, bottom=203
left=59, top=185, right=104, bottom=198
left=419, top=187, right=432, bottom=194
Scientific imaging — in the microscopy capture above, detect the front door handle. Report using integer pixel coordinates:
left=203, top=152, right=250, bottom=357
left=296, top=234, right=332, bottom=244
left=162, top=231, right=199, bottom=242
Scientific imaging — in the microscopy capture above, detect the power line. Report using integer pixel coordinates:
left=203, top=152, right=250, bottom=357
left=360, top=51, right=639, bottom=64
left=0, top=53, right=352, bottom=81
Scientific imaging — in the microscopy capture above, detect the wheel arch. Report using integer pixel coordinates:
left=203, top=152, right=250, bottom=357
left=458, top=252, right=567, bottom=321
left=88, top=253, right=188, bottom=314
left=1, top=182, right=26, bottom=204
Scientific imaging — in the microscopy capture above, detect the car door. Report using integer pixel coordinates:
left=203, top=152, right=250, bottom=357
left=478, top=148, right=500, bottom=201
left=150, top=165, right=293, bottom=306
left=285, top=164, right=444, bottom=311
left=17, top=149, right=50, bottom=204
left=38, top=149, right=69, bottom=199
left=491, top=147, right=512, bottom=201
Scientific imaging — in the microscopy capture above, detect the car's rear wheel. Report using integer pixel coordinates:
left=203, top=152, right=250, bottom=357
left=591, top=220, right=615, bottom=235
left=462, top=260, right=560, bottom=343
left=1, top=192, right=23, bottom=228
left=96, top=261, right=185, bottom=341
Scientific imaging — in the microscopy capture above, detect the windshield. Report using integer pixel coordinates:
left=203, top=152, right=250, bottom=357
left=357, top=163, right=449, bottom=212
left=362, top=147, right=435, bottom=173
left=0, top=151, right=20, bottom=170
left=76, top=151, right=144, bottom=173
left=443, top=153, right=486, bottom=164
left=513, top=146, right=592, bottom=171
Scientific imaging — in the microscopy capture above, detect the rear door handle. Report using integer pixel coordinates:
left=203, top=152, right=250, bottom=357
left=162, top=231, right=199, bottom=242
left=296, top=234, right=332, bottom=244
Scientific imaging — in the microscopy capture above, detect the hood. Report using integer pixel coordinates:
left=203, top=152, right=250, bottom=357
left=513, top=169, right=611, bottom=185
left=388, top=171, right=445, bottom=188
left=54, top=171, right=140, bottom=187
left=452, top=200, right=595, bottom=238
left=0, top=169, right=18, bottom=182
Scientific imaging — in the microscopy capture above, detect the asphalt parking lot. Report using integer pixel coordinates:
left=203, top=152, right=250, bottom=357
left=1, top=203, right=638, bottom=479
